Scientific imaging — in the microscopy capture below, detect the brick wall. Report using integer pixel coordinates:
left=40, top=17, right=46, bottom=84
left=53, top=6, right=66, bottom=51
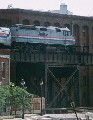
left=1, top=9, right=93, bottom=107
left=0, top=49, right=10, bottom=86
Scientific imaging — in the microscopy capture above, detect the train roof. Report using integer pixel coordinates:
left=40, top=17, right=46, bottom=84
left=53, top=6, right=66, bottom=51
left=47, top=26, right=70, bottom=31
left=11, top=24, right=70, bottom=31
left=35, top=26, right=70, bottom=32
left=0, top=27, right=10, bottom=31
left=12, top=24, right=35, bottom=28
left=60, top=27, right=70, bottom=31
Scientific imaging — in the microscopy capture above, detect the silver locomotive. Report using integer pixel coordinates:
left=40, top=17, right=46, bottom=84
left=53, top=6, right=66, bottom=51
left=0, top=24, right=75, bottom=51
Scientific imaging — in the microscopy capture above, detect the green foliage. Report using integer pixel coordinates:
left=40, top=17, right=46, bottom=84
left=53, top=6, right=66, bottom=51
left=0, top=82, right=34, bottom=115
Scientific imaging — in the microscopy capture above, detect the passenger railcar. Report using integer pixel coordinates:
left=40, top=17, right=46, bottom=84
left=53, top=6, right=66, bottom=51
left=0, top=27, right=11, bottom=46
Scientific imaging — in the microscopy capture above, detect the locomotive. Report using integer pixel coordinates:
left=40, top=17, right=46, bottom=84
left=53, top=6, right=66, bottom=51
left=0, top=24, right=75, bottom=51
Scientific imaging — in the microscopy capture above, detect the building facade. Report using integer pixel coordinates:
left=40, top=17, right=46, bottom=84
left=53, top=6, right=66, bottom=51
left=0, top=8, right=93, bottom=107
left=0, top=49, right=10, bottom=85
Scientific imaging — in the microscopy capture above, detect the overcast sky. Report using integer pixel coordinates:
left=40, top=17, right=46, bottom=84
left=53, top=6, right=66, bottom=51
left=0, top=0, right=93, bottom=17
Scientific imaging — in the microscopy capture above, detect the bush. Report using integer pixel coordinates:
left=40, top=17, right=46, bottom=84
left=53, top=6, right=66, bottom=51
left=15, top=114, right=22, bottom=118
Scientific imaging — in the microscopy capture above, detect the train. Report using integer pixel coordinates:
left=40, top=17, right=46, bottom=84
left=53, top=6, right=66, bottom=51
left=0, top=27, right=11, bottom=46
left=0, top=24, right=75, bottom=51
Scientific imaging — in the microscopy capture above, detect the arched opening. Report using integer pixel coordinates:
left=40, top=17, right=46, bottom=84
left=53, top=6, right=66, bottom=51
left=73, top=24, right=80, bottom=45
left=64, top=24, right=70, bottom=29
left=22, top=19, right=30, bottom=25
left=33, top=20, right=40, bottom=26
left=54, top=22, right=60, bottom=27
left=44, top=22, right=50, bottom=27
left=82, top=25, right=89, bottom=53
left=92, top=27, right=93, bottom=43
left=82, top=26, right=89, bottom=45
left=0, top=19, right=12, bottom=27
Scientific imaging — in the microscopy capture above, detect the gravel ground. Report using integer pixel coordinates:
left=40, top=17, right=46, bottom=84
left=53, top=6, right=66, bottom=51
left=2, top=112, right=93, bottom=120
left=25, top=112, right=93, bottom=120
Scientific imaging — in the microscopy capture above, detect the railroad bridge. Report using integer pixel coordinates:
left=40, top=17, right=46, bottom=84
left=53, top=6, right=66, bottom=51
left=11, top=50, right=93, bottom=65
left=10, top=46, right=93, bottom=109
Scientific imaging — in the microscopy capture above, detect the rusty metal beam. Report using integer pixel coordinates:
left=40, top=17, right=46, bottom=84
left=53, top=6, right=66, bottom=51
left=47, top=67, right=78, bottom=108
left=11, top=50, right=93, bottom=65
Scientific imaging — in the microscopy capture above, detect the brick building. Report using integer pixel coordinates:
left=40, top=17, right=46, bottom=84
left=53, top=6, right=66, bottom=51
left=0, top=49, right=10, bottom=85
left=0, top=8, right=93, bottom=107
left=0, top=8, right=93, bottom=52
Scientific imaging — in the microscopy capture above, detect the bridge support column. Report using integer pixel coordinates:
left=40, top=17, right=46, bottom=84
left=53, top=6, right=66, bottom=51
left=45, top=63, right=48, bottom=108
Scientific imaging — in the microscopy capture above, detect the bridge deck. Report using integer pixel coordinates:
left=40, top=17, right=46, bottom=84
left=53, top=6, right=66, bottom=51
left=10, top=50, right=93, bottom=65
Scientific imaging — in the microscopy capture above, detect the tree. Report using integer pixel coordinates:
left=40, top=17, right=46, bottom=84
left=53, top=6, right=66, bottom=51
left=0, top=82, right=34, bottom=115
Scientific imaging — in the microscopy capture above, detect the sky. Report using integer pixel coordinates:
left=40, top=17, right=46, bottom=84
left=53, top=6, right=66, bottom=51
left=0, top=0, right=93, bottom=17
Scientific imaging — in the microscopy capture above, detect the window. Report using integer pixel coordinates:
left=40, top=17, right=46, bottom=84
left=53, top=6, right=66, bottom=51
left=44, top=22, right=50, bottom=27
left=54, top=22, right=60, bottom=27
left=33, top=20, right=40, bottom=26
left=63, top=30, right=66, bottom=36
left=40, top=28, right=47, bottom=31
left=55, top=28, right=61, bottom=32
left=20, top=26, right=36, bottom=30
left=22, top=19, right=30, bottom=25
left=1, top=62, right=5, bottom=79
